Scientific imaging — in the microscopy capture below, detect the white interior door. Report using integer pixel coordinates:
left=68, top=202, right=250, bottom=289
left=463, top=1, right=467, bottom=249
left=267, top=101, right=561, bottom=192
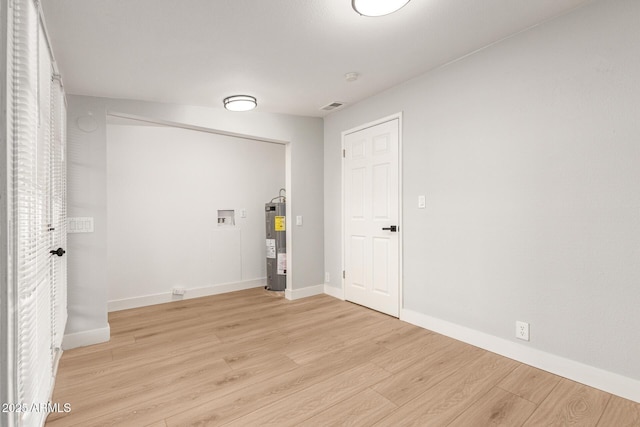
left=50, top=77, right=68, bottom=352
left=343, top=117, right=400, bottom=317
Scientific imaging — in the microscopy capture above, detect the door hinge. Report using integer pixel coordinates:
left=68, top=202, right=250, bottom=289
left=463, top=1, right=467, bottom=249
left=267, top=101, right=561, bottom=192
left=342, top=149, right=345, bottom=158
left=343, top=270, right=345, bottom=279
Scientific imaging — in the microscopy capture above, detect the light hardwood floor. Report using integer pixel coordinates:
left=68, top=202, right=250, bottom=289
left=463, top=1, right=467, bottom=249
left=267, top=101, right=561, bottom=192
left=46, top=288, right=640, bottom=426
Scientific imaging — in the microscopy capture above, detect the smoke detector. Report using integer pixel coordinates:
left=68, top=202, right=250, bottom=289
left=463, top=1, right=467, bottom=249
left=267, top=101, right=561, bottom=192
left=345, top=72, right=359, bottom=82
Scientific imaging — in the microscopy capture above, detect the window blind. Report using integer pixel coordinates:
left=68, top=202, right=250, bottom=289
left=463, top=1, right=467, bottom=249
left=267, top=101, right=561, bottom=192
left=14, top=1, right=51, bottom=425
left=9, top=0, right=68, bottom=426
left=1, top=0, right=17, bottom=422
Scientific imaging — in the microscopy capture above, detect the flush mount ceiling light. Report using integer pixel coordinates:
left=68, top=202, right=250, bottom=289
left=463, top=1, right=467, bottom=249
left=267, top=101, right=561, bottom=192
left=223, top=95, right=257, bottom=112
left=352, top=0, right=410, bottom=17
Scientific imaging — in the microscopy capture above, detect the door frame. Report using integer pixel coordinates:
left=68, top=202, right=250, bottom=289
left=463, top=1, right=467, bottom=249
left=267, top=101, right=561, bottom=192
left=341, top=112, right=403, bottom=315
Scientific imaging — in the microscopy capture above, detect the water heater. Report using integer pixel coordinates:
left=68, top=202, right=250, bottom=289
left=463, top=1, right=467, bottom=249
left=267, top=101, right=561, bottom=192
left=265, top=202, right=286, bottom=291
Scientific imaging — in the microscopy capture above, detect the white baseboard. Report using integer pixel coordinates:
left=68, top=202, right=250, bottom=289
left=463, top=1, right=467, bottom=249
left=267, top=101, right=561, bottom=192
left=108, top=278, right=266, bottom=312
left=400, top=308, right=640, bottom=404
left=323, top=284, right=344, bottom=300
left=285, top=284, right=325, bottom=300
left=62, top=325, right=111, bottom=350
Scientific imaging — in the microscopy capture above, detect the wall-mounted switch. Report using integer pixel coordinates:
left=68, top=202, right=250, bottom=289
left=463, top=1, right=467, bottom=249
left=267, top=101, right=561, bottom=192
left=240, top=209, right=247, bottom=218
left=418, top=195, right=426, bottom=209
left=296, top=215, right=303, bottom=226
left=68, top=217, right=95, bottom=233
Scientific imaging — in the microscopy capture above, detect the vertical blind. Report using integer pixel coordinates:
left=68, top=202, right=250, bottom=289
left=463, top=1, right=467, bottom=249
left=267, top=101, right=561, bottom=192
left=9, top=0, right=67, bottom=425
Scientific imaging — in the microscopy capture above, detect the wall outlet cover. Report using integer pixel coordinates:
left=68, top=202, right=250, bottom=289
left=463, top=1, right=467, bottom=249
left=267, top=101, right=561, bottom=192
left=516, top=321, right=530, bottom=341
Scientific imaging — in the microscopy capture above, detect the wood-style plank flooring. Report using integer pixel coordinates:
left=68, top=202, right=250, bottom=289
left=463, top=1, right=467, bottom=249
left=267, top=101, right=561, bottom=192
left=46, top=288, right=640, bottom=426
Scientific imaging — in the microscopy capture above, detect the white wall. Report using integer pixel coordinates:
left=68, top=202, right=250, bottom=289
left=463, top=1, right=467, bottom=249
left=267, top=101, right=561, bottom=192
left=65, top=96, right=323, bottom=348
left=325, top=0, right=640, bottom=392
left=106, top=124, right=285, bottom=305
left=65, top=97, right=110, bottom=346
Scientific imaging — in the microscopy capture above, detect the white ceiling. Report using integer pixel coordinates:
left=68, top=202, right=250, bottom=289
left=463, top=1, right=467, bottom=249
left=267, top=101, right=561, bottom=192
left=41, top=0, right=591, bottom=118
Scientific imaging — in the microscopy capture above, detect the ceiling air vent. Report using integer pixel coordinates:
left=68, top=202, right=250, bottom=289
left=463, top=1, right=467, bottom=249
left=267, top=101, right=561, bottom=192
left=320, top=101, right=345, bottom=111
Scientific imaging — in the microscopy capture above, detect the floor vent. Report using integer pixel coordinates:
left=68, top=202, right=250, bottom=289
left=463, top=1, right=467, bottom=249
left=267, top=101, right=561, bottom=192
left=320, top=101, right=345, bottom=111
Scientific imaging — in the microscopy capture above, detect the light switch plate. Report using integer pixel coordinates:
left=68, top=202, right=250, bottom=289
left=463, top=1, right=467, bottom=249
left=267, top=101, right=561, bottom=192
left=418, top=195, right=426, bottom=209
left=68, top=217, right=94, bottom=233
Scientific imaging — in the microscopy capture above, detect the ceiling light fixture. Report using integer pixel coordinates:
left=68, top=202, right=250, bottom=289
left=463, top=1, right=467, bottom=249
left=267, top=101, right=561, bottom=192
left=352, top=0, right=410, bottom=17
left=223, top=95, right=257, bottom=112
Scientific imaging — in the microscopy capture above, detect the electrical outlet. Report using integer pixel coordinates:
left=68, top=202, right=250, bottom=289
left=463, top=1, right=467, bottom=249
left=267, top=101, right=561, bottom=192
left=172, top=287, right=186, bottom=296
left=325, top=272, right=330, bottom=283
left=516, top=321, right=530, bottom=341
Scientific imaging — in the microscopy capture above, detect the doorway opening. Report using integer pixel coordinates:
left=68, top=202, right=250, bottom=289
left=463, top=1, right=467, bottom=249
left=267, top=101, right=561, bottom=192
left=105, top=113, right=291, bottom=311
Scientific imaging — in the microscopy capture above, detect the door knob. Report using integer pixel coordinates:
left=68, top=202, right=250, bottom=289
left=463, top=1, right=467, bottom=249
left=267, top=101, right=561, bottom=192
left=382, top=225, right=398, bottom=232
left=50, top=248, right=66, bottom=257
